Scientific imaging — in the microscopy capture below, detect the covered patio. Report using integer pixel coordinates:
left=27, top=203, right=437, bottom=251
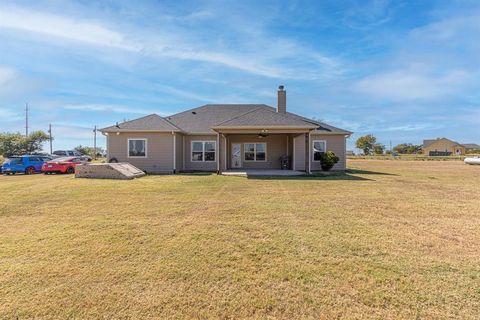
left=214, top=129, right=314, bottom=173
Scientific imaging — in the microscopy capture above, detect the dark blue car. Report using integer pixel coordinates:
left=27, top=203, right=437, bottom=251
left=1, top=155, right=52, bottom=175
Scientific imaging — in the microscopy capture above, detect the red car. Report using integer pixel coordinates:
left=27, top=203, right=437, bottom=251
left=42, top=157, right=86, bottom=174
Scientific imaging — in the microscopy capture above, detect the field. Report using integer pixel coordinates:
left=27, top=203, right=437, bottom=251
left=348, top=154, right=476, bottom=161
left=1, top=160, right=479, bottom=319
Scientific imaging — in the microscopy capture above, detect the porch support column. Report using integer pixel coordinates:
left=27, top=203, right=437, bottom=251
left=292, top=136, right=296, bottom=171
left=223, top=134, right=227, bottom=171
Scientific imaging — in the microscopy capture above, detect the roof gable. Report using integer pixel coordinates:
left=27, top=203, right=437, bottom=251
left=423, top=138, right=461, bottom=148
left=212, top=107, right=317, bottom=128
left=100, top=104, right=352, bottom=134
left=166, top=104, right=262, bottom=133
left=101, top=114, right=181, bottom=132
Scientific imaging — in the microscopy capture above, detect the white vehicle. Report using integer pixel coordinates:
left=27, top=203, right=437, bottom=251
left=53, top=150, right=92, bottom=162
left=464, top=157, right=480, bottom=165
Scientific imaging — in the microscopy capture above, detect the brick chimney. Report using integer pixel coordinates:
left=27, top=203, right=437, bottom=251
left=277, top=85, right=286, bottom=114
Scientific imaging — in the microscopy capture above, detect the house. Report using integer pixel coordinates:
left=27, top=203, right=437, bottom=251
left=462, top=143, right=480, bottom=152
left=423, top=138, right=480, bottom=156
left=100, top=86, right=352, bottom=173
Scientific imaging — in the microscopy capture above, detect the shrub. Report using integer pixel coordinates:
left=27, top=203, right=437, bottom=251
left=319, top=151, right=339, bottom=171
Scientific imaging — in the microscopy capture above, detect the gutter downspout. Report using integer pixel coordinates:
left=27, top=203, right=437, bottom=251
left=172, top=131, right=176, bottom=174
left=216, top=132, right=220, bottom=174
left=183, top=135, right=186, bottom=171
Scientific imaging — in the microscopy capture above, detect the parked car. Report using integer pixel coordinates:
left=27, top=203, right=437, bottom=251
left=42, top=156, right=87, bottom=174
left=1, top=155, right=53, bottom=175
left=53, top=150, right=92, bottom=162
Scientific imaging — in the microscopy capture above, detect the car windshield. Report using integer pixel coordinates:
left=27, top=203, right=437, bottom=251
left=54, top=157, right=73, bottom=162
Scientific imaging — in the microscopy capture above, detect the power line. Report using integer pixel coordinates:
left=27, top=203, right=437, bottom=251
left=93, top=125, right=97, bottom=160
left=48, top=124, right=53, bottom=154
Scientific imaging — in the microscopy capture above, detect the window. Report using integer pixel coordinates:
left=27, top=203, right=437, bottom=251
left=313, top=140, right=326, bottom=161
left=244, top=143, right=266, bottom=161
left=128, top=139, right=147, bottom=157
left=191, top=141, right=216, bottom=162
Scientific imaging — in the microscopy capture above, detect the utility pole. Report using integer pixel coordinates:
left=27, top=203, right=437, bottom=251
left=93, top=125, right=97, bottom=160
left=25, top=103, right=29, bottom=137
left=48, top=124, right=53, bottom=154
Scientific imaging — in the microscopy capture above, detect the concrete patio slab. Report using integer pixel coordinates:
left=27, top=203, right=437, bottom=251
left=221, top=169, right=305, bottom=177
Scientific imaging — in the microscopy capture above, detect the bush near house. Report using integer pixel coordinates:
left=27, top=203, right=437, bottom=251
left=319, top=151, right=339, bottom=171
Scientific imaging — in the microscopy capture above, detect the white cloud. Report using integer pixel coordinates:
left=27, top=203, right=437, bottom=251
left=63, top=104, right=154, bottom=115
left=0, top=66, right=45, bottom=98
left=0, top=67, right=17, bottom=86
left=0, top=107, right=22, bottom=121
left=353, top=69, right=470, bottom=101
left=0, top=6, right=140, bottom=51
left=0, top=5, right=341, bottom=80
left=410, top=13, right=480, bottom=45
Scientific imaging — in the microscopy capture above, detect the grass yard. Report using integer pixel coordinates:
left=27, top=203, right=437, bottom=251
left=1, top=160, right=479, bottom=319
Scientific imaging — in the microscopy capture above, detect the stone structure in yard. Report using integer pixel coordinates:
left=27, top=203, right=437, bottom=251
left=75, top=163, right=146, bottom=180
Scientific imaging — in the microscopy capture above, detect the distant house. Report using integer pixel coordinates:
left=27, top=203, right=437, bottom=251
left=423, top=138, right=480, bottom=156
left=100, top=86, right=352, bottom=173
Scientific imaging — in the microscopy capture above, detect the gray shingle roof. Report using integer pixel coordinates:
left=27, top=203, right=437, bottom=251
left=423, top=138, right=464, bottom=148
left=166, top=104, right=266, bottom=133
left=423, top=139, right=438, bottom=148
left=166, top=104, right=350, bottom=134
left=282, top=111, right=352, bottom=134
left=462, top=143, right=480, bottom=149
left=213, top=107, right=318, bottom=128
left=101, top=114, right=181, bottom=132
left=100, top=105, right=352, bottom=134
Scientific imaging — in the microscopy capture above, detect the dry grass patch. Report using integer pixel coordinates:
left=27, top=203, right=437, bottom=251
left=1, top=160, right=479, bottom=319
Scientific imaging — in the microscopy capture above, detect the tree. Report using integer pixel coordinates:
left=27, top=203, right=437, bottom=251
left=74, top=145, right=105, bottom=157
left=373, top=143, right=385, bottom=155
left=24, top=131, right=50, bottom=154
left=0, top=131, right=50, bottom=157
left=393, top=143, right=422, bottom=154
left=0, top=133, right=24, bottom=157
left=355, top=134, right=377, bottom=155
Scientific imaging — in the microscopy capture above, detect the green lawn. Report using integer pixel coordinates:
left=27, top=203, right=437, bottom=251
left=1, top=160, right=479, bottom=319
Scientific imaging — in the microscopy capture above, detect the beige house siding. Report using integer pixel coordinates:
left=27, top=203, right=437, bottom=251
left=293, top=134, right=306, bottom=171
left=227, top=134, right=288, bottom=169
left=107, top=132, right=174, bottom=173
left=310, top=134, right=346, bottom=171
left=184, top=134, right=218, bottom=171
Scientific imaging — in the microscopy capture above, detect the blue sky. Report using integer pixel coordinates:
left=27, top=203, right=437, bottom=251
left=0, top=0, right=479, bottom=151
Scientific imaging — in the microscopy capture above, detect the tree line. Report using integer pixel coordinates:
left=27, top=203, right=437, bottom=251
left=0, top=131, right=104, bottom=158
left=355, top=134, right=422, bottom=155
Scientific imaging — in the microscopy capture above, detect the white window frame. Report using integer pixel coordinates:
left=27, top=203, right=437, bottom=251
left=312, top=140, right=326, bottom=162
left=127, top=138, right=148, bottom=158
left=191, top=141, right=216, bottom=162
left=243, top=142, right=267, bottom=162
